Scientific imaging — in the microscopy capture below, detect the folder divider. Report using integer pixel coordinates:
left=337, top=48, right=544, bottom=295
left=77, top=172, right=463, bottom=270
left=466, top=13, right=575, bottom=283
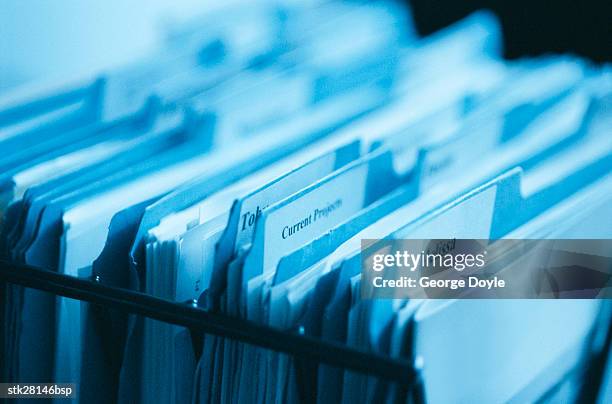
left=0, top=78, right=104, bottom=127
left=491, top=142, right=612, bottom=238
left=274, top=184, right=418, bottom=286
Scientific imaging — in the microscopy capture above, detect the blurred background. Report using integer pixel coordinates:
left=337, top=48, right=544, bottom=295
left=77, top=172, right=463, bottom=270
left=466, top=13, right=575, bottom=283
left=1, top=0, right=610, bottom=92
left=410, top=0, right=611, bottom=62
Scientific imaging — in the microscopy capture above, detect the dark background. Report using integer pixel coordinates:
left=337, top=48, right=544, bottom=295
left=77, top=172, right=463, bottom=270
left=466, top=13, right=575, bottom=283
left=408, top=0, right=611, bottom=63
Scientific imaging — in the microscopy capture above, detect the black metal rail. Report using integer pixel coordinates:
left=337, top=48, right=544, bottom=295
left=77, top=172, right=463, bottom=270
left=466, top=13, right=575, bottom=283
left=0, top=260, right=421, bottom=389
